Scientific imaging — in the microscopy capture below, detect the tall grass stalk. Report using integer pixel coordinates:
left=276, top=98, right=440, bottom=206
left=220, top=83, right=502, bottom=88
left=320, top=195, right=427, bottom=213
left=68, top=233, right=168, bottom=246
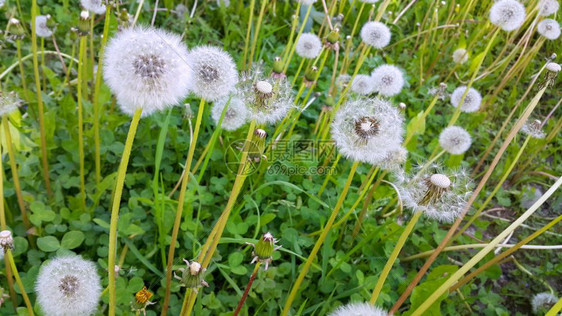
left=77, top=36, right=87, bottom=212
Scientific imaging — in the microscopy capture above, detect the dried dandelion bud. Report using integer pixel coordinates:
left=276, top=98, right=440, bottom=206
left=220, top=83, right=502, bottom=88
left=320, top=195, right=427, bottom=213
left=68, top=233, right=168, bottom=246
left=77, top=11, right=91, bottom=36
left=174, top=259, right=209, bottom=291
left=7, top=18, right=25, bottom=40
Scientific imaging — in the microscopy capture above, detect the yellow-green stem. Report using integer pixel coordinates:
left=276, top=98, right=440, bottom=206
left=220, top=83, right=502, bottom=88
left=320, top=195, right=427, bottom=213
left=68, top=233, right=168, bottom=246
left=107, top=108, right=143, bottom=316
left=281, top=161, right=359, bottom=316
left=242, top=0, right=256, bottom=70
left=5, top=250, right=34, bottom=315
left=77, top=37, right=87, bottom=212
left=546, top=297, right=562, bottom=316
left=16, top=41, right=28, bottom=95
left=248, top=0, right=268, bottom=68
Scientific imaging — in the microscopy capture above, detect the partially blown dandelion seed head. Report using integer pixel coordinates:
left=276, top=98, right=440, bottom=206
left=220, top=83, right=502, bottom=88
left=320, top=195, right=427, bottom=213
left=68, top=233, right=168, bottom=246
left=351, top=74, right=375, bottom=95
left=439, top=126, right=472, bottom=155
left=188, top=45, right=238, bottom=102
left=35, top=15, right=53, bottom=38
left=452, top=48, right=469, bottom=64
left=295, top=33, right=323, bottom=59
left=36, top=256, right=102, bottom=316
left=360, top=22, right=391, bottom=49
left=489, top=0, right=526, bottom=32
left=103, top=26, right=193, bottom=117
left=80, top=0, right=106, bottom=15
left=531, top=292, right=558, bottom=314
left=537, top=19, right=561, bottom=40
left=538, top=0, right=559, bottom=16
left=450, top=86, right=482, bottom=113
left=328, top=302, right=388, bottom=316
left=521, top=119, right=546, bottom=139
left=0, top=91, right=21, bottom=117
left=331, top=97, right=404, bottom=165
left=398, top=168, right=472, bottom=222
left=211, top=96, right=249, bottom=131
left=371, top=65, right=405, bottom=97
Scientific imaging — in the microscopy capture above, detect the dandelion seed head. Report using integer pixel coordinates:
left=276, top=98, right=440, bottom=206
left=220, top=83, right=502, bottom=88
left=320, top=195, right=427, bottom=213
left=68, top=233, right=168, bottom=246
left=532, top=292, right=558, bottom=314
left=351, top=74, right=375, bottom=95
left=537, top=19, right=561, bottom=40
left=211, top=96, right=249, bottom=131
left=328, top=302, right=388, bottom=316
left=360, top=22, right=391, bottom=49
left=36, top=256, right=101, bottom=316
left=450, top=86, right=482, bottom=113
left=295, top=33, right=323, bottom=59
left=81, top=0, right=106, bottom=15
left=521, top=119, right=546, bottom=139
left=489, top=0, right=526, bottom=31
left=35, top=15, right=53, bottom=38
left=371, top=64, right=405, bottom=97
left=0, top=91, right=21, bottom=117
left=103, top=26, right=192, bottom=117
left=331, top=97, right=404, bottom=165
left=452, top=48, right=469, bottom=64
left=546, top=62, right=561, bottom=73
left=538, top=0, right=559, bottom=16
left=439, top=126, right=472, bottom=155
left=188, top=46, right=238, bottom=102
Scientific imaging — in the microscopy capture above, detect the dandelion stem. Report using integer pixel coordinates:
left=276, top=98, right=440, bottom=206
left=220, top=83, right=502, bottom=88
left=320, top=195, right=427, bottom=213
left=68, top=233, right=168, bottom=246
left=281, top=161, right=359, bottom=316
left=16, top=40, right=28, bottom=97
left=107, top=108, right=143, bottom=316
left=5, top=250, right=34, bottom=316
left=77, top=36, right=87, bottom=213
left=0, top=141, right=17, bottom=308
left=248, top=0, right=268, bottom=68
left=233, top=262, right=261, bottom=316
left=242, top=0, right=256, bottom=70
left=546, top=298, right=562, bottom=316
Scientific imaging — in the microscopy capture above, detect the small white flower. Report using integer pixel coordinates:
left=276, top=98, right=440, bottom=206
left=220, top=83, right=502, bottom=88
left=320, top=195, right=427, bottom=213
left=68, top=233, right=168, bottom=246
left=211, top=96, right=249, bottom=131
left=331, top=97, right=404, bottom=165
left=328, top=302, right=388, bottom=316
left=531, top=292, right=558, bottom=314
left=36, top=256, right=102, bottom=316
left=439, top=126, right=472, bottom=155
left=0, top=91, right=21, bottom=117
left=537, top=19, right=561, bottom=40
left=521, top=119, right=546, bottom=139
left=103, top=26, right=193, bottom=117
left=35, top=15, right=53, bottom=38
left=80, top=0, right=106, bottom=15
left=295, top=33, right=323, bottom=59
left=452, top=48, right=469, bottom=64
left=450, top=86, right=482, bottom=113
left=351, top=74, right=375, bottom=95
left=371, top=64, right=405, bottom=97
left=489, top=0, right=526, bottom=32
left=188, top=46, right=238, bottom=102
left=538, top=0, right=559, bottom=16
left=360, top=21, right=391, bottom=49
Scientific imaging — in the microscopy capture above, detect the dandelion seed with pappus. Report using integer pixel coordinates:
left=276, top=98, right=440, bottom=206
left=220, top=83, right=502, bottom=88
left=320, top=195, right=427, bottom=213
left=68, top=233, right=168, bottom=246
left=360, top=22, right=391, bottom=49
left=371, top=64, right=405, bottom=97
left=531, top=292, right=558, bottom=314
left=328, top=302, right=388, bottom=316
left=211, top=96, right=249, bottom=131
left=521, top=119, right=546, bottom=139
left=450, top=86, right=482, bottom=113
left=452, top=48, right=468, bottom=64
left=489, top=0, right=526, bottom=32
left=351, top=74, right=375, bottom=95
left=188, top=45, right=238, bottom=102
left=331, top=97, right=404, bottom=165
left=538, top=0, right=559, bottom=16
left=35, top=256, right=102, bottom=316
left=103, top=26, right=192, bottom=117
left=295, top=33, right=323, bottom=59
left=80, top=0, right=106, bottom=15
left=537, top=19, right=561, bottom=40
left=35, top=15, right=53, bottom=38
left=439, top=126, right=472, bottom=155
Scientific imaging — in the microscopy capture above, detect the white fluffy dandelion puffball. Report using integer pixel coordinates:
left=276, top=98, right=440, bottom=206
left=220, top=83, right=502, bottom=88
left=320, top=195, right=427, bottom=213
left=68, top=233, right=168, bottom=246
left=351, top=74, right=375, bottom=95
left=537, top=19, right=561, bottom=40
left=211, top=96, right=249, bottom=131
left=452, top=48, right=469, bottom=64
left=439, top=126, right=472, bottom=155
left=188, top=45, right=238, bottom=102
left=532, top=292, right=558, bottom=314
left=360, top=21, right=391, bottom=49
left=538, top=0, right=559, bottom=16
left=331, top=97, right=404, bottom=165
left=371, top=64, right=405, bottom=97
left=450, top=86, right=482, bottom=113
left=489, top=0, right=526, bottom=32
left=0, top=91, right=21, bottom=117
left=103, top=27, right=193, bottom=117
left=80, top=0, right=106, bottom=15
left=36, top=256, right=102, bottom=316
left=295, top=33, right=323, bottom=59
left=328, top=302, right=388, bottom=316
left=35, top=15, right=53, bottom=38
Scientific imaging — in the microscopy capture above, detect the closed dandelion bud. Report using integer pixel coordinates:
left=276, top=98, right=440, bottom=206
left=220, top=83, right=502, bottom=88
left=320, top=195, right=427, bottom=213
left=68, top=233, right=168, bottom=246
left=531, top=292, right=558, bottom=314
left=77, top=11, right=91, bottom=36
left=521, top=119, right=546, bottom=139
left=360, top=21, right=391, bottom=49
left=118, top=9, right=133, bottom=28
left=7, top=18, right=25, bottom=40
left=450, top=86, right=482, bottom=113
left=304, top=66, right=318, bottom=85
left=211, top=96, right=249, bottom=131
left=35, top=256, right=102, bottom=316
left=452, top=48, right=469, bottom=64
left=371, top=64, right=405, bottom=97
left=36, top=15, right=54, bottom=38
left=326, top=28, right=340, bottom=48
left=351, top=74, right=375, bottom=95
left=296, top=33, right=323, bottom=59
left=248, top=232, right=281, bottom=270
left=537, top=19, right=561, bottom=40
left=489, top=0, right=526, bottom=32
left=81, top=0, right=106, bottom=15
left=325, top=95, right=335, bottom=107
left=439, top=126, right=472, bottom=155
left=272, top=56, right=284, bottom=76
left=0, top=230, right=14, bottom=252
left=0, top=91, right=21, bottom=117
left=174, top=259, right=209, bottom=291
left=131, top=286, right=155, bottom=316
left=188, top=45, right=238, bottom=101
left=328, top=302, right=388, bottom=316
left=538, top=0, right=559, bottom=16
